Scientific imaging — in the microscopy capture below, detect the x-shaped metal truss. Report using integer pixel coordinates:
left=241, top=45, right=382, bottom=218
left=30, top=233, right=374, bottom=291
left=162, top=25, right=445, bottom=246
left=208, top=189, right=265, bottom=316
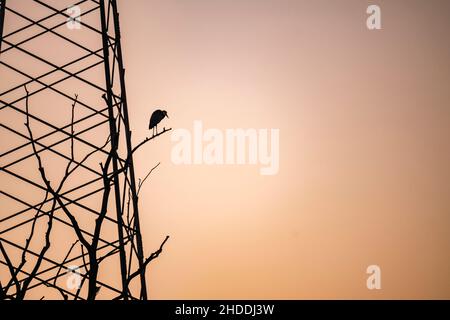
left=0, top=0, right=148, bottom=300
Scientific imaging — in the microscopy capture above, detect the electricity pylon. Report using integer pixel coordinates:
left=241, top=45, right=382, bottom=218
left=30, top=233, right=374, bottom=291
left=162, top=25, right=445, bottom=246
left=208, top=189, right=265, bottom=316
left=0, top=0, right=148, bottom=299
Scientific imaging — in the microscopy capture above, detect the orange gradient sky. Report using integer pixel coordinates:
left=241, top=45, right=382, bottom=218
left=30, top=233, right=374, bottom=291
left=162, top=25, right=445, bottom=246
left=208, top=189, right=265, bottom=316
left=1, top=0, right=449, bottom=299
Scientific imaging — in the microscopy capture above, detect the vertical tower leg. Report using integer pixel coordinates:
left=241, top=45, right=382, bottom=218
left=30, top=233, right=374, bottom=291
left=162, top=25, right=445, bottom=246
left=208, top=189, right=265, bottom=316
left=110, top=0, right=148, bottom=300
left=0, top=0, right=6, bottom=53
left=99, top=0, right=129, bottom=300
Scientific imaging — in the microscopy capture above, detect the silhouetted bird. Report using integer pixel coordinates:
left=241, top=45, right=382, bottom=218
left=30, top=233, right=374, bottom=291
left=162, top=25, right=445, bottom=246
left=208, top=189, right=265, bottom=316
left=149, top=109, right=169, bottom=135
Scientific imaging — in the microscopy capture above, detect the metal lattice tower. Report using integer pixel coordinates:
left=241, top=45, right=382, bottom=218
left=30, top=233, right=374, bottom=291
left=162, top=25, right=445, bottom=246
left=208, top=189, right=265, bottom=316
left=0, top=0, right=148, bottom=299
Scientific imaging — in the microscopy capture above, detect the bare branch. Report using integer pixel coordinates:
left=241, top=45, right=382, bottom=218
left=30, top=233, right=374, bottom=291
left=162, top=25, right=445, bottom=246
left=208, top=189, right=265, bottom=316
left=17, top=198, right=56, bottom=299
left=75, top=244, right=88, bottom=300
left=53, top=240, right=79, bottom=286
left=127, top=236, right=170, bottom=286
left=132, top=128, right=172, bottom=155
left=113, top=235, right=169, bottom=300
left=0, top=241, right=20, bottom=297
left=15, top=86, right=172, bottom=300
left=45, top=283, right=68, bottom=300
left=23, top=86, right=90, bottom=251
left=10, top=191, right=49, bottom=288
left=137, top=162, right=161, bottom=196
left=65, top=94, right=78, bottom=175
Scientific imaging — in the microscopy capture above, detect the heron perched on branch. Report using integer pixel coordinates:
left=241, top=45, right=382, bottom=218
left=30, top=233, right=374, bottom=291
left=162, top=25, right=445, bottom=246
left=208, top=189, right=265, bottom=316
left=149, top=109, right=169, bottom=135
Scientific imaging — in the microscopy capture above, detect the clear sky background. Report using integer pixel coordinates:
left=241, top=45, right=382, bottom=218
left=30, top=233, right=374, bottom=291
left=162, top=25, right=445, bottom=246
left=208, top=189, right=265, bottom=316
left=1, top=0, right=449, bottom=299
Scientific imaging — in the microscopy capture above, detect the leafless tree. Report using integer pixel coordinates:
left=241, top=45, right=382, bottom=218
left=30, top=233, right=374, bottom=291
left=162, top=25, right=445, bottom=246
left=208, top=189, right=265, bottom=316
left=0, top=86, right=171, bottom=300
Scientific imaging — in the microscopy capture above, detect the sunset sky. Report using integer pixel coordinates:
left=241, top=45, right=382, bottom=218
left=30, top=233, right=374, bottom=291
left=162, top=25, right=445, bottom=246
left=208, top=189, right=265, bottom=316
left=1, top=0, right=449, bottom=299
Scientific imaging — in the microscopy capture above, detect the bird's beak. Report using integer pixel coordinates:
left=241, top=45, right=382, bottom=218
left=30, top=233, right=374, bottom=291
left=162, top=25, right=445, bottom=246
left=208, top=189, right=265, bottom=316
left=166, top=114, right=170, bottom=119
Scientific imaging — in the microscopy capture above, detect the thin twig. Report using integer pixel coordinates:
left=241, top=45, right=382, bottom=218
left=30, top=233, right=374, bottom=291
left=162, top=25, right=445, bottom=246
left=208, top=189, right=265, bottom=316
left=126, top=236, right=170, bottom=286
left=53, top=240, right=79, bottom=286
left=0, top=241, right=20, bottom=297
left=137, top=162, right=160, bottom=196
